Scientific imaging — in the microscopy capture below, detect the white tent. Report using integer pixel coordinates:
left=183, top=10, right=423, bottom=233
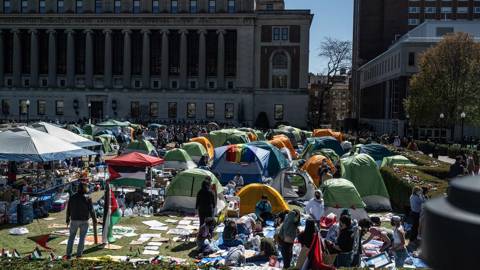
left=270, top=170, right=316, bottom=201
left=31, top=122, right=100, bottom=148
left=0, top=126, right=95, bottom=162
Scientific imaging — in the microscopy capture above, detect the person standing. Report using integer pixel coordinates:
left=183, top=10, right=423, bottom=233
left=196, top=180, right=216, bottom=226
left=296, top=218, right=317, bottom=268
left=409, top=186, right=426, bottom=243
left=65, top=183, right=96, bottom=259
left=276, top=210, right=300, bottom=269
left=391, top=216, right=408, bottom=267
left=305, top=190, right=324, bottom=222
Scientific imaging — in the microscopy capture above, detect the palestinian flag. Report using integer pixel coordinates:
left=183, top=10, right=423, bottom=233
left=108, top=165, right=146, bottom=187
left=12, top=249, right=20, bottom=258
left=102, top=183, right=122, bottom=244
left=30, top=247, right=42, bottom=260
left=28, top=234, right=57, bottom=250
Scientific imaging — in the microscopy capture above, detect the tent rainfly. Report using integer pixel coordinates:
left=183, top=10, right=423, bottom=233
left=31, top=122, right=100, bottom=148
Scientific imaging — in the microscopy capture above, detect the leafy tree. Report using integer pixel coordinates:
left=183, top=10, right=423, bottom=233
left=405, top=32, right=480, bottom=137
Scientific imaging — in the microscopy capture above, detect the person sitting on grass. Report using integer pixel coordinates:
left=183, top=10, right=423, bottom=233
left=255, top=195, right=273, bottom=225
left=358, top=218, right=392, bottom=252
left=223, top=219, right=244, bottom=247
left=236, top=213, right=257, bottom=236
left=196, top=217, right=217, bottom=256
left=246, top=238, right=278, bottom=263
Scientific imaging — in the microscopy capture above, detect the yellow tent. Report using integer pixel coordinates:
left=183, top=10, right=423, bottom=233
left=301, top=155, right=336, bottom=187
left=312, top=129, right=343, bottom=142
left=271, top=134, right=298, bottom=159
left=190, top=136, right=214, bottom=160
left=237, top=184, right=289, bottom=216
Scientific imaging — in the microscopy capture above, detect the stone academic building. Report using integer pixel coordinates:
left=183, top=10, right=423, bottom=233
left=0, top=0, right=312, bottom=127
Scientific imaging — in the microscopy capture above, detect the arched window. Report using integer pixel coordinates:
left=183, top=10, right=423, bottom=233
left=271, top=52, right=289, bottom=89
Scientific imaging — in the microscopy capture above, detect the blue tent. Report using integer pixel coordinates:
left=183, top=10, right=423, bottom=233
left=211, top=144, right=270, bottom=185
left=301, top=136, right=345, bottom=158
left=248, top=141, right=290, bottom=178
left=356, top=143, right=393, bottom=162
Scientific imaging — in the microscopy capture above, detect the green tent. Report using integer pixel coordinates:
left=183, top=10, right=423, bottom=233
left=96, top=119, right=130, bottom=127
left=66, top=124, right=84, bottom=135
left=162, top=168, right=224, bottom=213
left=341, top=153, right=391, bottom=211
left=320, top=178, right=369, bottom=220
left=125, top=140, right=157, bottom=156
left=164, top=149, right=197, bottom=169
left=278, top=125, right=303, bottom=144
left=95, top=134, right=118, bottom=154
left=79, top=133, right=94, bottom=141
left=238, top=128, right=266, bottom=141
left=208, top=129, right=250, bottom=147
left=83, top=124, right=95, bottom=136
left=312, top=148, right=340, bottom=165
left=181, top=142, right=208, bottom=162
left=381, top=155, right=415, bottom=168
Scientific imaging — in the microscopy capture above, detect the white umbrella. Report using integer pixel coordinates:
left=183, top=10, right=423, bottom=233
left=31, top=122, right=100, bottom=148
left=0, top=126, right=95, bottom=162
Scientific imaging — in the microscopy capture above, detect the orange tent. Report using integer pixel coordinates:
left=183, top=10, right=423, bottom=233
left=189, top=137, right=214, bottom=160
left=247, top=132, right=258, bottom=142
left=301, top=155, right=336, bottom=187
left=313, top=129, right=343, bottom=142
left=272, top=135, right=298, bottom=159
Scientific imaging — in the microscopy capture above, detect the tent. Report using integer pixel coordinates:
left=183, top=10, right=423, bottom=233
left=248, top=141, right=290, bottom=178
left=301, top=155, right=337, bottom=187
left=381, top=155, right=415, bottom=168
left=31, top=122, right=100, bottom=148
left=312, top=148, right=340, bottom=166
left=266, top=129, right=300, bottom=146
left=320, top=178, right=368, bottom=221
left=208, top=129, right=250, bottom=147
left=66, top=124, right=84, bottom=135
left=96, top=120, right=130, bottom=127
left=237, top=128, right=266, bottom=141
left=162, top=168, right=225, bottom=214
left=271, top=135, right=298, bottom=159
left=164, top=148, right=197, bottom=170
left=95, top=134, right=119, bottom=154
left=270, top=170, right=316, bottom=201
left=211, top=144, right=270, bottom=185
left=277, top=125, right=303, bottom=144
left=106, top=152, right=164, bottom=187
left=190, top=137, right=214, bottom=160
left=341, top=154, right=391, bottom=211
left=313, top=129, right=343, bottom=142
left=124, top=140, right=158, bottom=156
left=237, top=184, right=289, bottom=216
left=0, top=127, right=95, bottom=162
left=181, top=142, right=208, bottom=163
left=148, top=123, right=166, bottom=129
left=83, top=124, right=95, bottom=136
left=356, top=143, right=394, bottom=163
left=302, top=137, right=345, bottom=158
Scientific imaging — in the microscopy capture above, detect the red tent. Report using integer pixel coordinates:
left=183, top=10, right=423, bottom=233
left=106, top=152, right=164, bottom=167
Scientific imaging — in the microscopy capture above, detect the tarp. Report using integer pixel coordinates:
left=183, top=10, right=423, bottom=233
left=162, top=168, right=225, bottom=214
left=313, top=129, right=343, bottom=142
left=271, top=170, right=316, bottom=201
left=271, top=134, right=298, bottom=159
left=181, top=142, right=208, bottom=163
left=31, top=122, right=101, bottom=148
left=381, top=155, right=415, bottom=168
left=237, top=184, right=289, bottom=216
left=248, top=141, right=290, bottom=178
left=164, top=149, right=197, bottom=170
left=96, top=120, right=130, bottom=127
left=124, top=140, right=158, bottom=156
left=356, top=143, right=394, bottom=162
left=301, top=155, right=337, bottom=187
left=211, top=144, right=270, bottom=185
left=106, top=152, right=164, bottom=167
left=0, top=127, right=95, bottom=162
left=190, top=137, right=214, bottom=160
left=341, top=154, right=391, bottom=211
left=208, top=129, right=250, bottom=147
left=302, top=136, right=345, bottom=158
left=320, top=178, right=368, bottom=221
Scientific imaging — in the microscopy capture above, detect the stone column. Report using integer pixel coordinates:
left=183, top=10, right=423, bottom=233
left=161, top=29, right=169, bottom=89
left=217, top=29, right=225, bottom=89
left=198, top=29, right=206, bottom=89
left=66, top=29, right=75, bottom=87
left=85, top=29, right=94, bottom=88
left=0, top=31, right=4, bottom=87
left=122, top=30, right=131, bottom=88
left=179, top=29, right=188, bottom=89
left=103, top=29, right=112, bottom=88
left=47, top=29, right=56, bottom=87
left=141, top=29, right=150, bottom=89
left=29, top=29, right=39, bottom=88
left=12, top=29, right=21, bottom=87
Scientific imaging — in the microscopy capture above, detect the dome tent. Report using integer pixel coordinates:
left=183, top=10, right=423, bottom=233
left=301, top=155, right=337, bottom=187
left=162, top=168, right=225, bottom=214
left=341, top=154, right=391, bottom=211
left=270, top=170, right=316, bottom=201
left=164, top=149, right=197, bottom=170
left=124, top=139, right=158, bottom=156
left=381, top=155, right=415, bottom=168
left=320, top=178, right=368, bottom=221
left=248, top=141, right=290, bottom=178
left=208, top=129, right=250, bottom=147
left=271, top=134, right=298, bottom=159
left=181, top=142, right=208, bottom=163
left=356, top=143, right=394, bottom=164
left=313, top=129, right=343, bottom=142
left=237, top=184, right=289, bottom=216
left=190, top=137, right=214, bottom=160
left=302, top=136, right=345, bottom=158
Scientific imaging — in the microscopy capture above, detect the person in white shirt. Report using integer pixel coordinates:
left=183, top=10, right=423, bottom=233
left=232, top=173, right=244, bottom=187
left=305, top=190, right=324, bottom=222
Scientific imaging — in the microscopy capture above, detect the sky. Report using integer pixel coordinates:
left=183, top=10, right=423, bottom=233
left=284, top=0, right=353, bottom=74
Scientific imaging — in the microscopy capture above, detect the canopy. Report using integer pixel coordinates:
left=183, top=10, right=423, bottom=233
left=208, top=129, right=250, bottom=147
left=0, top=127, right=95, bottom=162
left=107, top=152, right=163, bottom=187
left=162, top=168, right=225, bottom=214
left=237, top=184, right=289, bottom=216
left=181, top=142, right=208, bottom=163
left=301, top=155, right=337, bottom=187
left=381, top=155, right=415, bottom=168
left=211, top=144, right=270, bottom=185
left=124, top=140, right=158, bottom=156
left=106, top=152, right=164, bottom=167
left=190, top=137, right=214, bottom=160
left=313, top=129, right=343, bottom=142
left=31, top=122, right=100, bottom=148
left=320, top=178, right=368, bottom=221
left=96, top=120, right=130, bottom=127
left=302, top=136, right=345, bottom=158
left=341, top=154, right=391, bottom=211
left=248, top=141, right=290, bottom=178
left=164, top=149, right=197, bottom=169
left=356, top=143, right=394, bottom=162
left=271, top=134, right=298, bottom=159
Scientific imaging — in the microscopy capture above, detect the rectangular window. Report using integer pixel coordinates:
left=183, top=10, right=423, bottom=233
left=225, top=103, right=234, bottom=119
left=227, top=0, right=235, bottom=13
left=57, top=0, right=64, bottom=13
left=1, top=99, right=10, bottom=115
left=208, top=0, right=216, bottom=13
left=457, top=7, right=469, bottom=13
left=475, top=7, right=480, bottom=14
left=187, top=103, right=196, bottom=118
left=408, top=18, right=419, bottom=25
left=95, top=0, right=102, bottom=13
left=39, top=0, right=46, bottom=13
left=273, top=27, right=288, bottom=41
left=19, top=100, right=28, bottom=115
left=21, top=0, right=28, bottom=13
left=408, top=52, right=416, bottom=66
left=274, top=104, right=284, bottom=120
left=55, top=100, right=64, bottom=115
left=168, top=102, right=177, bottom=118
left=171, top=0, right=178, bottom=13
left=273, top=28, right=281, bottom=41
left=281, top=28, right=289, bottom=41
left=37, top=100, right=46, bottom=115
left=206, top=103, right=215, bottom=118
left=266, top=3, right=273, bottom=10
left=152, top=0, right=160, bottom=13
left=76, top=0, right=83, bottom=13
left=114, top=0, right=121, bottom=13
left=441, top=7, right=452, bottom=13
left=3, top=0, right=11, bottom=13
left=408, top=6, right=420, bottom=13
left=190, top=0, right=197, bottom=13
left=131, top=101, right=140, bottom=118
left=133, top=0, right=140, bottom=13
left=150, top=102, right=159, bottom=117
left=425, top=7, right=436, bottom=13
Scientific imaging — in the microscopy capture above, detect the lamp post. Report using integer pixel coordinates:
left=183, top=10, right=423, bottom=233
left=405, top=114, right=410, bottom=138
left=88, top=102, right=92, bottom=124
left=461, top=112, right=466, bottom=145
left=440, top=113, right=445, bottom=143
left=25, top=100, right=30, bottom=124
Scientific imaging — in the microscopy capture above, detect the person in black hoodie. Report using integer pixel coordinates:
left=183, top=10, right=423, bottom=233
left=196, top=180, right=216, bottom=226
